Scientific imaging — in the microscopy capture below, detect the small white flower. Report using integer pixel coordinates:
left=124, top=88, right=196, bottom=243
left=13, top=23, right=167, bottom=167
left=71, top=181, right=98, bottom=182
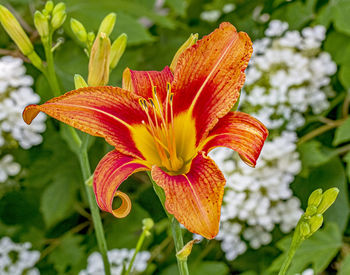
left=200, top=10, right=221, bottom=22
left=0, top=154, right=21, bottom=183
left=265, top=20, right=288, bottom=37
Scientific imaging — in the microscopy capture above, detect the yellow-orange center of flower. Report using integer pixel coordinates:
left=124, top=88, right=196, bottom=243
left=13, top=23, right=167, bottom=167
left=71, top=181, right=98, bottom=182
left=133, top=83, right=196, bottom=174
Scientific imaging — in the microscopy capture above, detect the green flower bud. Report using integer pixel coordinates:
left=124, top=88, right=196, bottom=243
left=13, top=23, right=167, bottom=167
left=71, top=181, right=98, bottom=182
left=304, top=205, right=318, bottom=216
left=98, top=13, right=116, bottom=37
left=299, top=221, right=311, bottom=238
left=51, top=10, right=66, bottom=30
left=309, top=214, right=323, bottom=235
left=88, top=32, right=111, bottom=86
left=70, top=18, right=87, bottom=43
left=52, top=2, right=66, bottom=14
left=87, top=31, right=95, bottom=47
left=308, top=188, right=323, bottom=207
left=317, top=187, right=339, bottom=214
left=74, top=74, right=88, bottom=89
left=34, top=11, right=49, bottom=39
left=170, top=33, right=198, bottom=71
left=142, top=218, right=154, bottom=231
left=0, top=5, right=33, bottom=55
left=45, top=1, right=54, bottom=13
left=109, top=33, right=127, bottom=69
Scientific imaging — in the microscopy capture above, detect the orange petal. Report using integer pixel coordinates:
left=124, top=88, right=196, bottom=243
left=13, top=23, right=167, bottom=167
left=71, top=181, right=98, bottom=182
left=122, top=66, right=173, bottom=103
left=172, top=22, right=253, bottom=145
left=93, top=150, right=148, bottom=218
left=202, top=111, right=268, bottom=167
left=23, top=86, right=146, bottom=159
left=151, top=153, right=226, bottom=239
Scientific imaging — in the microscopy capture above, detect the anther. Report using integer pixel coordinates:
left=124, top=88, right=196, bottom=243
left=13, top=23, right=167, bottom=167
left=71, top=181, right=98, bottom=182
left=149, top=98, right=155, bottom=107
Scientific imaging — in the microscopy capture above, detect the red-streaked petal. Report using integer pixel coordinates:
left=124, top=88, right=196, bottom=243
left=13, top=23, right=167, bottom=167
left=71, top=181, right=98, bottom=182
left=122, top=66, right=173, bottom=103
left=23, top=86, right=146, bottom=158
left=202, top=111, right=268, bottom=167
left=172, top=22, right=253, bottom=145
left=151, top=153, right=225, bottom=239
left=93, top=150, right=148, bottom=218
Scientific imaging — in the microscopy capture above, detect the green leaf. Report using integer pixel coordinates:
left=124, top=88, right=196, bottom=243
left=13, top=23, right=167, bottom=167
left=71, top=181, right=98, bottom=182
left=339, top=65, right=350, bottom=89
left=324, top=31, right=350, bottom=66
left=343, top=152, right=350, bottom=181
left=339, top=253, right=350, bottom=275
left=333, top=117, right=350, bottom=146
left=333, top=0, right=350, bottom=35
left=268, top=223, right=342, bottom=274
left=292, top=157, right=349, bottom=232
left=165, top=0, right=187, bottom=16
left=298, top=141, right=336, bottom=176
left=48, top=234, right=86, bottom=274
left=40, top=172, right=78, bottom=228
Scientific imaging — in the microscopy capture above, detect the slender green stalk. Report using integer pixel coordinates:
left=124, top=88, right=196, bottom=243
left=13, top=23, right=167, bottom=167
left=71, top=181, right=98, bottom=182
left=278, top=227, right=302, bottom=275
left=125, top=227, right=147, bottom=275
left=147, top=172, right=189, bottom=275
left=43, top=34, right=112, bottom=275
left=78, top=143, right=111, bottom=275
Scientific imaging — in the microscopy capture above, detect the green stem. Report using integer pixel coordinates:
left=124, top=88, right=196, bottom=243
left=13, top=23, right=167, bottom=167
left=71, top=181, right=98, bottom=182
left=147, top=172, right=189, bottom=275
left=78, top=140, right=111, bottom=275
left=43, top=33, right=60, bottom=97
left=278, top=227, right=302, bottom=275
left=171, top=217, right=190, bottom=275
left=125, top=228, right=147, bottom=275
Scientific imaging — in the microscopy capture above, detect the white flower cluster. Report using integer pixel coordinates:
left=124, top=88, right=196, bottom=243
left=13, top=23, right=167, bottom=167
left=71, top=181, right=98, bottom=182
left=0, top=56, right=46, bottom=150
left=0, top=155, right=20, bottom=183
left=200, top=4, right=236, bottom=22
left=243, top=20, right=336, bottom=132
left=0, top=236, right=40, bottom=275
left=79, top=248, right=151, bottom=275
left=212, top=20, right=336, bottom=261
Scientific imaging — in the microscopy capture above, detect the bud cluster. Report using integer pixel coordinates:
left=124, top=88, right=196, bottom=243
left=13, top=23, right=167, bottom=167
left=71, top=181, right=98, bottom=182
left=298, top=188, right=339, bottom=240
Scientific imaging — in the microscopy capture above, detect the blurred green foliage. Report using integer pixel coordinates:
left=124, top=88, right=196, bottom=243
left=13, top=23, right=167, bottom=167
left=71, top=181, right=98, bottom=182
left=0, top=0, right=350, bottom=274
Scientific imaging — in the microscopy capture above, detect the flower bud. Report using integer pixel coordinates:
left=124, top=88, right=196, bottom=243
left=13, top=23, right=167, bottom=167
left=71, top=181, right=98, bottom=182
left=176, top=239, right=199, bottom=261
left=109, top=33, right=127, bottom=69
left=308, top=188, right=323, bottom=207
left=299, top=221, right=311, bottom=238
left=317, top=187, right=339, bottom=214
left=304, top=205, right=318, bottom=216
left=34, top=11, right=49, bottom=39
left=309, top=214, right=323, bottom=235
left=0, top=5, right=33, bottom=55
left=44, top=1, right=54, bottom=13
left=70, top=18, right=87, bottom=43
left=170, top=33, right=198, bottom=71
left=98, top=13, right=116, bottom=37
left=74, top=74, right=88, bottom=89
left=51, top=3, right=66, bottom=30
left=88, top=32, right=111, bottom=86
left=142, top=218, right=154, bottom=232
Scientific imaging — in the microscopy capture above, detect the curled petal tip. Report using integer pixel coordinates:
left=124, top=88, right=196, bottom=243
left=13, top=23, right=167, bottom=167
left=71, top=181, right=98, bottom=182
left=111, top=191, right=132, bottom=218
left=23, top=104, right=40, bottom=125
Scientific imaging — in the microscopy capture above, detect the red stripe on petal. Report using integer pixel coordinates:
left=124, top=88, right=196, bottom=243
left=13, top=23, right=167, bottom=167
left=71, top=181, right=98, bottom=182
left=151, top=153, right=225, bottom=239
left=202, top=111, right=268, bottom=167
left=123, top=66, right=173, bottom=103
left=172, top=22, right=252, bottom=145
left=93, top=150, right=148, bottom=218
left=23, top=86, right=147, bottom=158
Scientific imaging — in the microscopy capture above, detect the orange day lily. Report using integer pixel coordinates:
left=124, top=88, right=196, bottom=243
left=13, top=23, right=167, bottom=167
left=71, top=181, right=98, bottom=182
left=23, top=22, right=268, bottom=239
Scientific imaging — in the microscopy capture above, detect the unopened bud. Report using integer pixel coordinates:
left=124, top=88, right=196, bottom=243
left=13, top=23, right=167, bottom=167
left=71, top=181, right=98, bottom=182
left=308, top=188, right=323, bottom=207
left=170, top=33, right=198, bottom=71
left=88, top=32, right=111, bottom=86
left=176, top=239, right=199, bottom=261
left=299, top=221, right=311, bottom=238
left=44, top=1, right=54, bottom=13
left=109, top=33, right=127, bottom=69
left=70, top=18, right=87, bottom=43
left=0, top=5, right=33, bottom=55
left=317, top=187, right=339, bottom=214
left=34, top=11, right=49, bottom=39
left=142, top=218, right=154, bottom=231
left=304, top=205, right=318, bottom=216
left=51, top=3, right=66, bottom=29
left=74, top=74, right=88, bottom=89
left=98, top=13, right=116, bottom=37
left=87, top=32, right=95, bottom=48
left=309, top=214, right=323, bottom=234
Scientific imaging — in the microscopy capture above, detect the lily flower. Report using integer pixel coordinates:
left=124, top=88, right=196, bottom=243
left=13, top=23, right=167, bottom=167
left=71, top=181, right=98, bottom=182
left=23, top=22, right=268, bottom=239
